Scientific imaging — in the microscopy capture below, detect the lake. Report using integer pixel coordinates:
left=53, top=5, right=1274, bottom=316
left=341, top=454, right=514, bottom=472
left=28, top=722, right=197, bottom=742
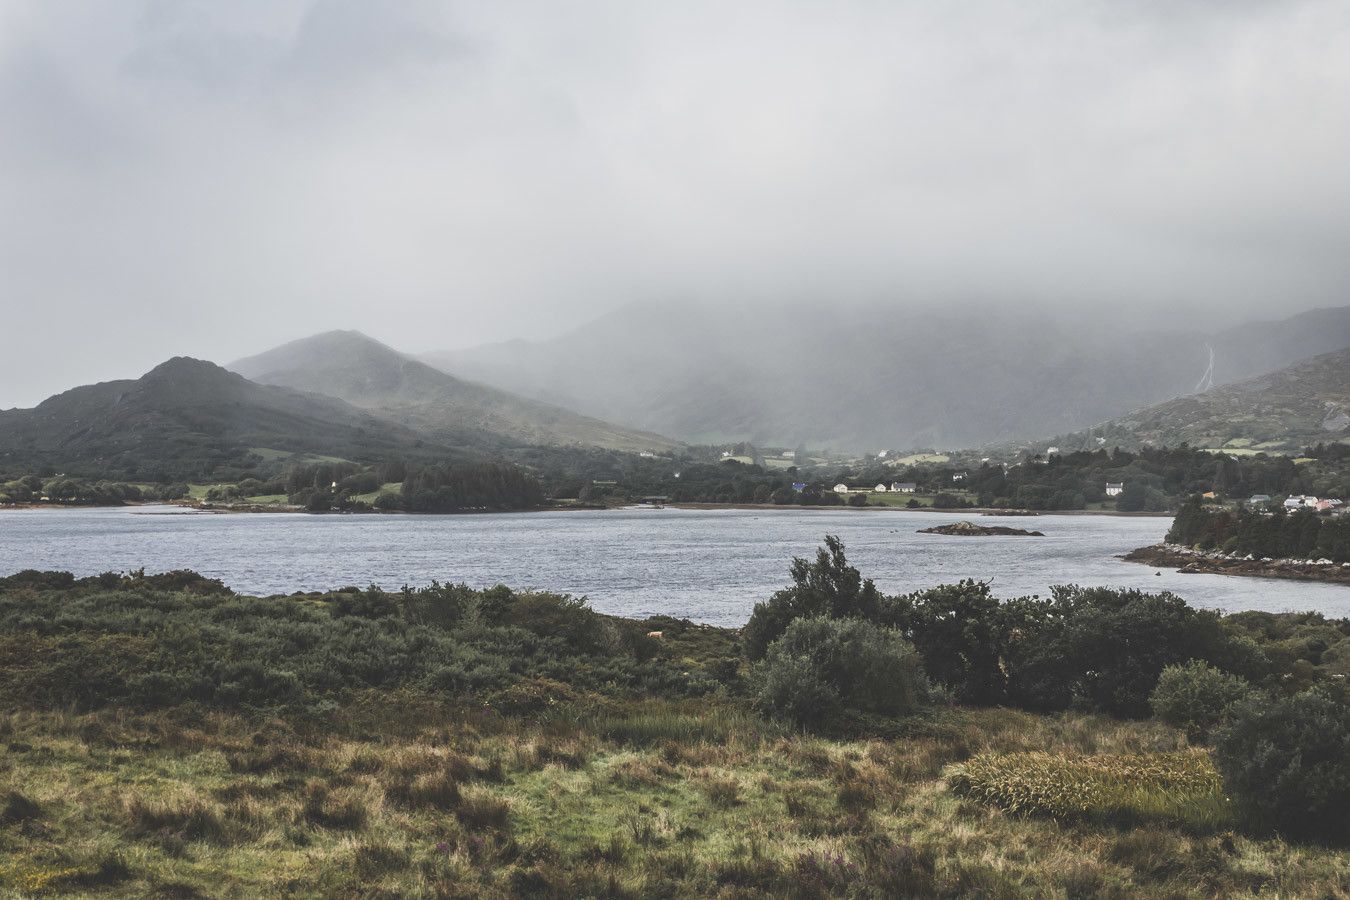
left=1, top=506, right=1347, bottom=625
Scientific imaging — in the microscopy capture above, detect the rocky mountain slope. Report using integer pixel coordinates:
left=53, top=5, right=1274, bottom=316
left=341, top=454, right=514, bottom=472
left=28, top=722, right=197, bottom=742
left=230, top=331, right=677, bottom=454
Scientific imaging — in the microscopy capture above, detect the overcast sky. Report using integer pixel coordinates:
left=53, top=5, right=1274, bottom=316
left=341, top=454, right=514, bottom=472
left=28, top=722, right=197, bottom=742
left=2, top=0, right=1349, bottom=407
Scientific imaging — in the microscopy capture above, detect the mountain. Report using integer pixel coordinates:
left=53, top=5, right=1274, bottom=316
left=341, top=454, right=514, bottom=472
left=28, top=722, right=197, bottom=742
left=1051, top=347, right=1350, bottom=453
left=0, top=357, right=452, bottom=480
left=423, top=303, right=1350, bottom=451
left=229, top=330, right=677, bottom=453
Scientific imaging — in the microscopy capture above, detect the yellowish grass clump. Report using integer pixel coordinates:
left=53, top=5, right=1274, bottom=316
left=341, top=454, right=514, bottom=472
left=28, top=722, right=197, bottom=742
left=947, top=750, right=1232, bottom=829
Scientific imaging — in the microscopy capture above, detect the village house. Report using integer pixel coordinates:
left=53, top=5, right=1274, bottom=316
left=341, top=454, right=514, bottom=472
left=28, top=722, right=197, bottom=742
left=1105, top=482, right=1124, bottom=497
left=833, top=483, right=850, bottom=494
left=1316, top=499, right=1344, bottom=512
left=892, top=482, right=917, bottom=493
left=1249, top=494, right=1272, bottom=505
left=1285, top=495, right=1318, bottom=510
left=873, top=483, right=889, bottom=492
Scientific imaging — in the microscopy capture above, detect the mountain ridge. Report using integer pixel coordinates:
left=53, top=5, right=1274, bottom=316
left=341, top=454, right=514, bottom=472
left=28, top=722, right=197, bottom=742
left=422, top=303, right=1350, bottom=450
left=229, top=330, right=678, bottom=454
left=0, top=357, right=457, bottom=480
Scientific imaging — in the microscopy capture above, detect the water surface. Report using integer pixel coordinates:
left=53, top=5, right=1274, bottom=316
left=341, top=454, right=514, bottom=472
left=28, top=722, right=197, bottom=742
left=1, top=506, right=1347, bottom=625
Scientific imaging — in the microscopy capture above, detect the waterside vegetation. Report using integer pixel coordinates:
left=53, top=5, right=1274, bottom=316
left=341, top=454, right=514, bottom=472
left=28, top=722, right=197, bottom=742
left=0, top=539, right=1348, bottom=896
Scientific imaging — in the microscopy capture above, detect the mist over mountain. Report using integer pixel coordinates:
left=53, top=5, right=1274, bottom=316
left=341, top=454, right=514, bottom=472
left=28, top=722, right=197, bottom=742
left=0, top=357, right=453, bottom=480
left=1040, top=347, right=1350, bottom=455
left=424, top=304, right=1350, bottom=451
left=229, top=331, right=677, bottom=454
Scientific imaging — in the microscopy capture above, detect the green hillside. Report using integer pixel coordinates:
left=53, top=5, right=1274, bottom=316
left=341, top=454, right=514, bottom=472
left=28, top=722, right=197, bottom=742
left=1068, top=347, right=1350, bottom=453
left=230, top=331, right=678, bottom=454
left=0, top=357, right=460, bottom=481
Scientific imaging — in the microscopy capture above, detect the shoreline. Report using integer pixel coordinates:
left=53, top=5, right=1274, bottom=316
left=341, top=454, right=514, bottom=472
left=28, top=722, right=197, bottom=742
left=2, top=499, right=1173, bottom=518
left=1122, top=543, right=1350, bottom=585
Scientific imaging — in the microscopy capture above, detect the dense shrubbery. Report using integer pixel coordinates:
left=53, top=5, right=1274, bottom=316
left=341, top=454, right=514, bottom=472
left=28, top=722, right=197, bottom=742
left=1168, top=496, right=1350, bottom=562
left=1149, top=660, right=1256, bottom=742
left=1213, top=683, right=1350, bottom=843
left=755, top=617, right=927, bottom=727
left=0, top=571, right=711, bottom=714
left=746, top=536, right=1338, bottom=721
left=401, top=462, right=545, bottom=512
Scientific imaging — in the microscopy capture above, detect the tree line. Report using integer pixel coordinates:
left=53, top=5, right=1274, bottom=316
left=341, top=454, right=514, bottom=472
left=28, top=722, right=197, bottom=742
left=1167, top=496, right=1350, bottom=562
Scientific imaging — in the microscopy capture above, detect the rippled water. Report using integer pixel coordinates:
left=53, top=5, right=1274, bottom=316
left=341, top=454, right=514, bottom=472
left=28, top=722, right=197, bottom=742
left=1, top=506, right=1347, bottom=625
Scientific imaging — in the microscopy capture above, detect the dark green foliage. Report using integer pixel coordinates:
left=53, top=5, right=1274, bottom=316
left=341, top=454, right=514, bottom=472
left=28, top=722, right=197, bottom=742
left=756, top=617, right=927, bottom=727
left=745, top=536, right=1281, bottom=718
left=742, top=535, right=882, bottom=660
left=1149, top=660, right=1256, bottom=742
left=0, top=571, right=714, bottom=715
left=401, top=461, right=544, bottom=512
left=1001, top=585, right=1246, bottom=717
left=1169, top=497, right=1350, bottom=563
left=1213, top=683, right=1350, bottom=843
left=882, top=580, right=1005, bottom=704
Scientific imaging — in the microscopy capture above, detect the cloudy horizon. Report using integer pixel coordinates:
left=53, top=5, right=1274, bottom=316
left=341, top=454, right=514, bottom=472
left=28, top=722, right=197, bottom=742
left=3, top=0, right=1349, bottom=408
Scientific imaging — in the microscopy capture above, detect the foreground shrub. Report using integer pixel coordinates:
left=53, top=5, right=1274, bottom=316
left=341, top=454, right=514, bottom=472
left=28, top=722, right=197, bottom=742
left=1001, top=585, right=1252, bottom=717
left=1212, top=683, right=1350, bottom=843
left=1149, top=660, right=1255, bottom=742
left=756, top=617, right=926, bottom=728
left=948, top=750, right=1228, bottom=828
left=742, top=536, right=882, bottom=661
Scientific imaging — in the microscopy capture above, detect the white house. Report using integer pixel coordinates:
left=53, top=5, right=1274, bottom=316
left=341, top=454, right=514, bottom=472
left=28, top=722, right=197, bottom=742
left=1046, top=447, right=1060, bottom=456
left=1105, top=482, right=1124, bottom=497
left=1285, top=495, right=1317, bottom=509
left=892, top=482, right=917, bottom=493
left=952, top=472, right=967, bottom=482
left=1248, top=494, right=1272, bottom=505
left=873, top=483, right=889, bottom=492
left=833, top=483, right=850, bottom=494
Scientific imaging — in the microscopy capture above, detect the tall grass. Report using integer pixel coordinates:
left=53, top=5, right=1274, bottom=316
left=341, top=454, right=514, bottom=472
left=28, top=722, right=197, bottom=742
left=947, top=750, right=1233, bottom=830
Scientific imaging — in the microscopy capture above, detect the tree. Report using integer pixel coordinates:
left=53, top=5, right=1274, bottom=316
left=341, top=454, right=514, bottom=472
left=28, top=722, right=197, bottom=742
left=742, top=536, right=883, bottom=660
left=882, top=580, right=1006, bottom=704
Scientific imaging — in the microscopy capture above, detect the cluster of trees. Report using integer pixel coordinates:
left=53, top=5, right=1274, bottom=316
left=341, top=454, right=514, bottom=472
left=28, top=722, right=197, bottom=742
left=743, top=536, right=1281, bottom=720
left=744, top=536, right=1350, bottom=840
left=0, top=474, right=188, bottom=505
left=828, top=445, right=1350, bottom=512
left=1168, top=496, right=1350, bottom=562
left=398, top=462, right=545, bottom=512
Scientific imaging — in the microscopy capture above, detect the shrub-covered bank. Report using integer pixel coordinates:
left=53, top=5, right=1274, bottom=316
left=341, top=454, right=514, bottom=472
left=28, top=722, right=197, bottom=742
left=1, top=547, right=1349, bottom=896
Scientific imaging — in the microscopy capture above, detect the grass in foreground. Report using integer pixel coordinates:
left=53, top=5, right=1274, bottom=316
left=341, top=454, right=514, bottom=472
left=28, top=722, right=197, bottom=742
left=2, top=703, right=1348, bottom=898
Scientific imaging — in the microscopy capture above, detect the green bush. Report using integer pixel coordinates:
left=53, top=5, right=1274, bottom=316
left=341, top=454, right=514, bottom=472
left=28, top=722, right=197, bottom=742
left=1149, top=660, right=1255, bottom=742
left=742, top=536, right=883, bottom=660
left=1212, top=683, right=1350, bottom=843
left=756, top=617, right=927, bottom=728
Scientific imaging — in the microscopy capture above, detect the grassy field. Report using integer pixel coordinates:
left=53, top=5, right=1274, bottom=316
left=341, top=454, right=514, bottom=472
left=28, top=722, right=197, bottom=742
left=3, top=703, right=1347, bottom=898
left=2, top=570, right=1348, bottom=897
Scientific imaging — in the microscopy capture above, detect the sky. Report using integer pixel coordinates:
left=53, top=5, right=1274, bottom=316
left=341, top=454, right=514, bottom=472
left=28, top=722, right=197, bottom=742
left=2, top=0, right=1349, bottom=408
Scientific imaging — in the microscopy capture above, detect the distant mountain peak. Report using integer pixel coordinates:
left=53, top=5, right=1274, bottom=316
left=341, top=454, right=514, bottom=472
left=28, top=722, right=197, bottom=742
left=229, top=330, right=679, bottom=453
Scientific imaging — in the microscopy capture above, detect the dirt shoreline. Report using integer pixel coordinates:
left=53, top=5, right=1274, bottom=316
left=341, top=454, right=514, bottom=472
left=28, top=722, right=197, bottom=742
left=1122, top=543, right=1350, bottom=585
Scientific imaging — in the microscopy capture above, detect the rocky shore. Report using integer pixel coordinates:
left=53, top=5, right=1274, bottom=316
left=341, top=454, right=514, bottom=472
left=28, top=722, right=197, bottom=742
left=918, top=521, right=1044, bottom=537
left=1123, top=544, right=1350, bottom=585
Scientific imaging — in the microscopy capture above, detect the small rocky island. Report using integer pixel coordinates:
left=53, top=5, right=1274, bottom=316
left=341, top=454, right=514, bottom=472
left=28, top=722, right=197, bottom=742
left=918, top=521, right=1044, bottom=537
